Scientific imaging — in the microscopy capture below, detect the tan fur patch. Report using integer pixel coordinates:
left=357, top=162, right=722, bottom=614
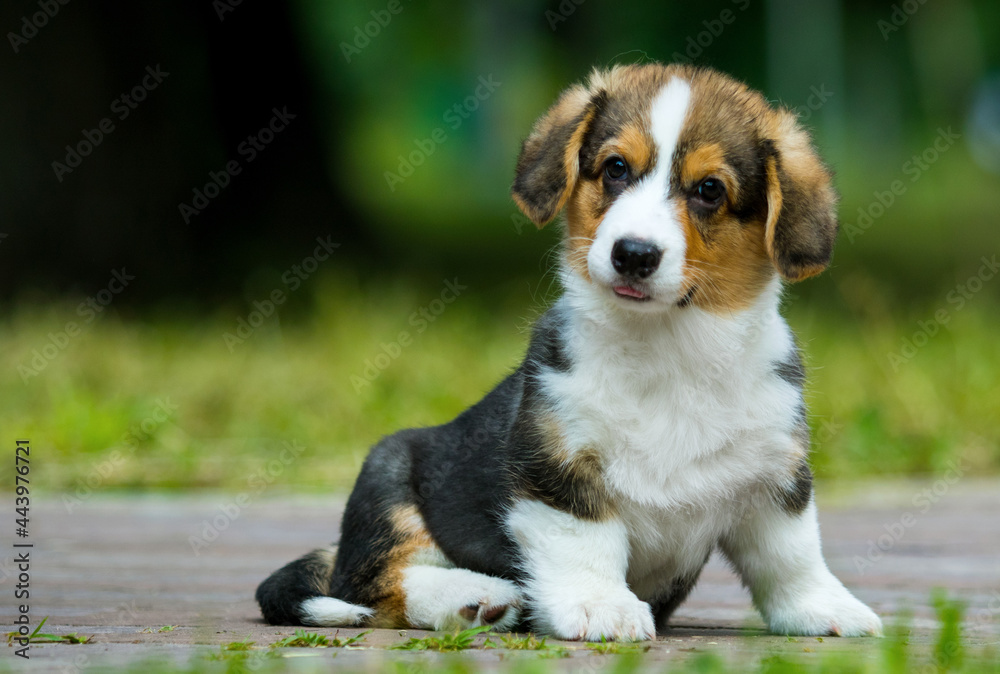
left=560, top=108, right=599, bottom=196
left=680, top=143, right=740, bottom=204
left=763, top=156, right=784, bottom=269
left=565, top=179, right=604, bottom=279
left=679, top=203, right=773, bottom=314
left=369, top=504, right=436, bottom=629
left=614, top=123, right=655, bottom=175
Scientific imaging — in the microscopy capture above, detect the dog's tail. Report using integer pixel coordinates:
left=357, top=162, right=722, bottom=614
left=255, top=547, right=373, bottom=626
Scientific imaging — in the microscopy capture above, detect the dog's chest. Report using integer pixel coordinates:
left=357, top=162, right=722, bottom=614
left=539, top=316, right=801, bottom=597
left=541, top=308, right=800, bottom=510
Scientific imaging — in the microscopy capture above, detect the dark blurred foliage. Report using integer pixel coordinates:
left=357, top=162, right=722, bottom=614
left=1, top=0, right=998, bottom=310
left=0, top=1, right=370, bottom=309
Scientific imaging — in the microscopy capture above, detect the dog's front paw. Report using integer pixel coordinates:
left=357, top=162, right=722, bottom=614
left=540, top=588, right=655, bottom=642
left=767, top=584, right=882, bottom=637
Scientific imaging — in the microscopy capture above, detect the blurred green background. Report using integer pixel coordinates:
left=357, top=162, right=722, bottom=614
left=1, top=0, right=998, bottom=494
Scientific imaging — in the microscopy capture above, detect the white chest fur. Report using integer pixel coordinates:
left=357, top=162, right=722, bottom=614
left=538, top=279, right=806, bottom=594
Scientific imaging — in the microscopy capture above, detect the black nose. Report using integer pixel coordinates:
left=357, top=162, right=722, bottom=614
left=611, top=238, right=662, bottom=279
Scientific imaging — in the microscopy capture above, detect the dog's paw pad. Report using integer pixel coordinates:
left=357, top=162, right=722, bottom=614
left=480, top=604, right=508, bottom=624
left=458, top=601, right=513, bottom=626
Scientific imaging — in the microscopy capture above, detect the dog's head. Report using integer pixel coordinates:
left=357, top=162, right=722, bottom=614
left=512, top=63, right=838, bottom=314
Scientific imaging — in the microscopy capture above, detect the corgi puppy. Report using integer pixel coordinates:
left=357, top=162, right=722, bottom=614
left=257, top=62, right=882, bottom=641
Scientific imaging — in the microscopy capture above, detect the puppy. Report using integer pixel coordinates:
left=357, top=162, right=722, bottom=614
left=257, top=62, right=882, bottom=641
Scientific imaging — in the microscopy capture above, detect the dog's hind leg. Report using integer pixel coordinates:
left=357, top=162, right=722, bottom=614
left=401, top=561, right=523, bottom=631
left=368, top=504, right=523, bottom=631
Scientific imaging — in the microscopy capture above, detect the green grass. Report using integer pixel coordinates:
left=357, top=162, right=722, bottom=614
left=3, top=596, right=1000, bottom=673
left=487, top=633, right=570, bottom=658
left=585, top=635, right=651, bottom=654
left=5, top=616, right=93, bottom=645
left=390, top=625, right=492, bottom=652
left=0, top=593, right=997, bottom=673
left=219, top=637, right=255, bottom=651
left=933, top=590, right=967, bottom=671
left=269, top=628, right=369, bottom=648
left=1, top=271, right=997, bottom=493
left=269, top=629, right=332, bottom=648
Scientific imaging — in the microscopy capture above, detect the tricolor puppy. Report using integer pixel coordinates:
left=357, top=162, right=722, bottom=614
left=257, top=62, right=882, bottom=640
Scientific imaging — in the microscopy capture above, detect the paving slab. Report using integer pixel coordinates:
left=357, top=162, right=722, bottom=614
left=3, top=479, right=999, bottom=671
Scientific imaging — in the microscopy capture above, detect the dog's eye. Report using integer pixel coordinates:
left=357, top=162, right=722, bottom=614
left=604, top=157, right=628, bottom=181
left=695, top=178, right=725, bottom=206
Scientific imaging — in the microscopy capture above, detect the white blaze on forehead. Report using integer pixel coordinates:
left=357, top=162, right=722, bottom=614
left=649, top=77, right=692, bottom=176
left=582, top=75, right=693, bottom=305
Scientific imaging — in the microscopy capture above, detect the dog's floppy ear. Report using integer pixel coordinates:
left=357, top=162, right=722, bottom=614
left=511, top=84, right=599, bottom=227
left=763, top=111, right=839, bottom=281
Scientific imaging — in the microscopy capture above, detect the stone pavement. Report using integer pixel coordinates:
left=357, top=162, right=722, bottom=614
left=3, top=479, right=998, bottom=671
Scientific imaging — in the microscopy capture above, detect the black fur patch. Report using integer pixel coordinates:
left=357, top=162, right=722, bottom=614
left=651, top=554, right=710, bottom=631
left=773, top=348, right=805, bottom=388
left=256, top=548, right=336, bottom=625
left=677, top=285, right=697, bottom=308
left=408, top=416, right=522, bottom=580
left=780, top=459, right=813, bottom=515
left=578, top=93, right=629, bottom=179
left=728, top=145, right=769, bottom=223
left=529, top=307, right=572, bottom=373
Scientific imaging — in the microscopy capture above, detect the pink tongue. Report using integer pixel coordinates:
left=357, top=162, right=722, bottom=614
left=614, top=285, right=647, bottom=299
